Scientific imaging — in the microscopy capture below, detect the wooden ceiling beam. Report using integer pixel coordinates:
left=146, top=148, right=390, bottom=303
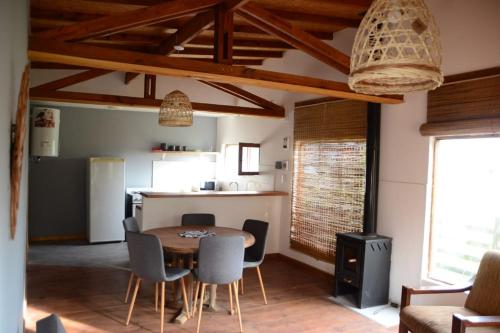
left=30, top=16, right=335, bottom=41
left=214, top=5, right=234, bottom=64
left=31, top=68, right=112, bottom=91
left=125, top=72, right=140, bottom=85
left=33, top=0, right=221, bottom=41
left=29, top=89, right=285, bottom=118
left=269, top=10, right=361, bottom=29
left=80, top=34, right=291, bottom=50
left=31, top=59, right=264, bottom=70
left=156, top=10, right=215, bottom=55
left=189, top=37, right=290, bottom=50
left=31, top=0, right=358, bottom=31
left=28, top=37, right=403, bottom=104
left=237, top=3, right=351, bottom=74
left=199, top=58, right=263, bottom=66
left=31, top=62, right=91, bottom=70
left=125, top=1, right=249, bottom=84
left=199, top=80, right=284, bottom=113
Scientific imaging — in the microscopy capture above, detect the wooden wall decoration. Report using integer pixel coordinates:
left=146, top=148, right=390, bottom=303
left=10, top=64, right=30, bottom=239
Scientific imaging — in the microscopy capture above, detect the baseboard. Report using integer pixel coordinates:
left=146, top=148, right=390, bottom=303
left=266, top=253, right=334, bottom=278
left=29, top=234, right=87, bottom=243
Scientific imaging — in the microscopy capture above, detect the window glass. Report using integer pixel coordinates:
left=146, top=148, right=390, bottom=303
left=429, top=137, right=500, bottom=283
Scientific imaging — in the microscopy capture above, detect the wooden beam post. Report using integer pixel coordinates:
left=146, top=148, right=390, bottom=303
left=237, top=2, right=351, bottom=74
left=28, top=37, right=403, bottom=104
left=214, top=5, right=234, bottom=64
left=144, top=74, right=156, bottom=99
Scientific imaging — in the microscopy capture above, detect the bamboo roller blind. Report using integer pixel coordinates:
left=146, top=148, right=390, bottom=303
left=291, top=100, right=367, bottom=263
left=420, top=74, right=500, bottom=136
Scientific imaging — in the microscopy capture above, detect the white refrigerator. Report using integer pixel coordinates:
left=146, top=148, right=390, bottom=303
left=87, top=157, right=125, bottom=243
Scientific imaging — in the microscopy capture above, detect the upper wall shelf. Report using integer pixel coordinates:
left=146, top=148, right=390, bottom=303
left=152, top=151, right=219, bottom=160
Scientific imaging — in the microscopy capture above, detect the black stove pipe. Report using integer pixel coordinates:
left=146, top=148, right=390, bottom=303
left=363, top=103, right=381, bottom=235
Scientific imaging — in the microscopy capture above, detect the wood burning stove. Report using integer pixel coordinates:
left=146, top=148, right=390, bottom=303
left=333, top=103, right=392, bottom=308
left=334, top=233, right=392, bottom=308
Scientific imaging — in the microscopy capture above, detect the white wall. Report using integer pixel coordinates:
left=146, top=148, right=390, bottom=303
left=0, top=0, right=29, bottom=332
left=378, top=0, right=500, bottom=305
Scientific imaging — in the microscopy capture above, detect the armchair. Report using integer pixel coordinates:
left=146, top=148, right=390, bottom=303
left=399, top=250, right=500, bottom=333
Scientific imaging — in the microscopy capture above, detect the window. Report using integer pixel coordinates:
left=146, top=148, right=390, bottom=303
left=429, top=137, right=500, bottom=284
left=238, top=143, right=260, bottom=175
left=290, top=101, right=368, bottom=263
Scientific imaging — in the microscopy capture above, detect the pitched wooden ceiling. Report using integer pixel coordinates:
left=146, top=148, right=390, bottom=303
left=30, top=0, right=371, bottom=67
left=29, top=0, right=403, bottom=118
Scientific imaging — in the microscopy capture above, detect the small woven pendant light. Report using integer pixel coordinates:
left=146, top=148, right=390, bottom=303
left=349, top=0, right=443, bottom=95
left=159, top=90, right=193, bottom=127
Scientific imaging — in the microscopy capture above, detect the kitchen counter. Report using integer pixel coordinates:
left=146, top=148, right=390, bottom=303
left=140, top=190, right=288, bottom=198
left=136, top=190, right=288, bottom=254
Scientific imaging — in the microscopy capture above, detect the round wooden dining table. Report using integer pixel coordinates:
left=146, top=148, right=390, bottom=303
left=144, top=226, right=255, bottom=324
left=145, top=226, right=255, bottom=255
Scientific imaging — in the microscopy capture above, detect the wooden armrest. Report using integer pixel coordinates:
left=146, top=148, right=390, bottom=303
left=400, top=284, right=472, bottom=309
left=452, top=314, right=500, bottom=333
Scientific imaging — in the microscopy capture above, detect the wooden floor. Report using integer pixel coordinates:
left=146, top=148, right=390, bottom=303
left=26, top=256, right=398, bottom=333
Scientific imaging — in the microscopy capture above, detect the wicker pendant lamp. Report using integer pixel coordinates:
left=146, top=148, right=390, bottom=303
left=159, top=90, right=193, bottom=126
left=349, top=0, right=443, bottom=95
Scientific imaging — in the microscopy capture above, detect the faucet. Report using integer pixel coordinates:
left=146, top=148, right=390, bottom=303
left=229, top=181, right=239, bottom=191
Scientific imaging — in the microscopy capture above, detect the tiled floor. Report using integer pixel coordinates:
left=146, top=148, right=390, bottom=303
left=26, top=251, right=398, bottom=333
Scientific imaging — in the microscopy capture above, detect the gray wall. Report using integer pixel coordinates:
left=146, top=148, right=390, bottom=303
left=29, top=106, right=217, bottom=239
left=0, top=0, right=28, bottom=332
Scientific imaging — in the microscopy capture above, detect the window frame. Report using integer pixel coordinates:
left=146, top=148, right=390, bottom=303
left=427, top=134, right=500, bottom=284
left=238, top=142, right=260, bottom=176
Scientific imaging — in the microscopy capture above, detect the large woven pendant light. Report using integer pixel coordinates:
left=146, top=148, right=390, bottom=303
left=159, top=90, right=193, bottom=127
left=349, top=0, right=443, bottom=95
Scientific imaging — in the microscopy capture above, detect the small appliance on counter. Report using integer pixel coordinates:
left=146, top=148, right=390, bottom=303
left=200, top=180, right=216, bottom=191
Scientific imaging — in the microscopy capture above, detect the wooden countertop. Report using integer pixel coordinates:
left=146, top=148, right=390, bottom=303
left=140, top=190, right=288, bottom=198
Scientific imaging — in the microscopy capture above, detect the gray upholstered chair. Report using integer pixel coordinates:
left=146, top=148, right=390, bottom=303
left=123, top=216, right=140, bottom=233
left=193, top=236, right=245, bottom=333
left=125, top=231, right=191, bottom=333
left=399, top=250, right=500, bottom=333
left=240, top=219, right=269, bottom=305
left=36, top=314, right=66, bottom=333
left=123, top=217, right=140, bottom=304
left=181, top=213, right=216, bottom=227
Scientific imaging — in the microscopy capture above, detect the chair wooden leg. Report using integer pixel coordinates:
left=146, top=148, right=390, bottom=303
left=228, top=283, right=234, bottom=315
left=240, top=276, right=244, bottom=295
left=180, top=278, right=190, bottom=319
left=256, top=266, right=268, bottom=305
left=196, top=283, right=206, bottom=333
left=160, top=282, right=165, bottom=333
left=124, top=272, right=134, bottom=303
left=193, top=281, right=200, bottom=317
left=126, top=278, right=141, bottom=325
left=232, top=281, right=243, bottom=333
left=399, top=322, right=409, bottom=333
left=155, top=282, right=158, bottom=312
